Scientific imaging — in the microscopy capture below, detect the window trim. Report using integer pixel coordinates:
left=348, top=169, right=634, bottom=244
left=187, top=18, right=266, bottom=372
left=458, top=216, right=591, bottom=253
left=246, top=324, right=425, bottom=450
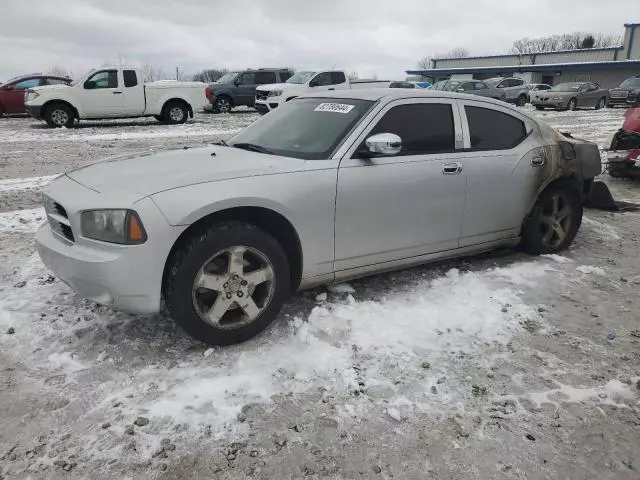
left=338, top=97, right=465, bottom=163
left=458, top=100, right=532, bottom=151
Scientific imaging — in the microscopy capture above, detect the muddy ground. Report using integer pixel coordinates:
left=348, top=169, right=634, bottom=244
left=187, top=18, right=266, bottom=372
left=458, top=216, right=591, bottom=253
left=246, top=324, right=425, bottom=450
left=0, top=107, right=639, bottom=480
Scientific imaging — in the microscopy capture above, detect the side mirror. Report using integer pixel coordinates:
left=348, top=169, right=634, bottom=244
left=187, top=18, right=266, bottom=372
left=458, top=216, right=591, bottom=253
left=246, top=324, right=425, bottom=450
left=84, top=80, right=97, bottom=89
left=234, top=79, right=241, bottom=86
left=497, top=84, right=505, bottom=88
left=364, top=133, right=402, bottom=156
left=309, top=79, right=319, bottom=88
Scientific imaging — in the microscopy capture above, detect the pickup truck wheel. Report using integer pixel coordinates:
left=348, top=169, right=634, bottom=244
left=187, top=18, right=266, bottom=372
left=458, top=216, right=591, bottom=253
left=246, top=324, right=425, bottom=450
left=163, top=101, right=189, bottom=124
left=520, top=184, right=582, bottom=255
left=45, top=103, right=74, bottom=128
left=212, top=96, right=232, bottom=114
left=163, top=222, right=290, bottom=346
left=516, top=94, right=528, bottom=107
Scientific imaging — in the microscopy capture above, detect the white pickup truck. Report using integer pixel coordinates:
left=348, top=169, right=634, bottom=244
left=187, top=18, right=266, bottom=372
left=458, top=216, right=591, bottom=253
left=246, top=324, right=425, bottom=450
left=25, top=67, right=208, bottom=128
left=254, top=70, right=390, bottom=114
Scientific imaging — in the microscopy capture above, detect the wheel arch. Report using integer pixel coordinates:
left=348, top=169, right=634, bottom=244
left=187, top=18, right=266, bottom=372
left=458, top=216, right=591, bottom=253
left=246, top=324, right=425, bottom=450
left=163, top=206, right=304, bottom=294
left=161, top=97, right=193, bottom=118
left=42, top=99, right=80, bottom=119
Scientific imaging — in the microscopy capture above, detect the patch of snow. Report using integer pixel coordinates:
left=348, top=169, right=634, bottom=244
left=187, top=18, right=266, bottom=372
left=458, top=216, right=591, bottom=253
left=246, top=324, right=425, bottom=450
left=527, top=380, right=634, bottom=408
left=315, top=292, right=328, bottom=302
left=542, top=254, right=574, bottom=264
left=0, top=174, right=59, bottom=193
left=582, top=217, right=621, bottom=241
left=328, top=283, right=356, bottom=294
left=576, top=265, right=606, bottom=275
left=0, top=208, right=45, bottom=233
left=386, top=407, right=403, bottom=422
left=203, top=348, right=215, bottom=357
left=48, top=352, right=86, bottom=372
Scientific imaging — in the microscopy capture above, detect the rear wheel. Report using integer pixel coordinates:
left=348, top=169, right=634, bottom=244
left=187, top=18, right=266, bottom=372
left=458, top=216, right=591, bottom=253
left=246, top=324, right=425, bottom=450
left=520, top=184, right=582, bottom=255
left=162, top=101, right=189, bottom=124
left=567, top=98, right=577, bottom=111
left=163, top=222, right=290, bottom=345
left=595, top=97, right=606, bottom=110
left=44, top=103, right=74, bottom=128
left=516, top=94, right=528, bottom=107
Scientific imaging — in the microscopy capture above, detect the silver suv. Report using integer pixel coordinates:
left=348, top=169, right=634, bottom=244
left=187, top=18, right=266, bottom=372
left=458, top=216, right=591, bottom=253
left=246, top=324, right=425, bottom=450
left=485, top=77, right=530, bottom=106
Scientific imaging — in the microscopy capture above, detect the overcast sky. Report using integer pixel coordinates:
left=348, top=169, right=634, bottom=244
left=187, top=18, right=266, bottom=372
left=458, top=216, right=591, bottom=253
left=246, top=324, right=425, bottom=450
left=1, top=0, right=637, bottom=82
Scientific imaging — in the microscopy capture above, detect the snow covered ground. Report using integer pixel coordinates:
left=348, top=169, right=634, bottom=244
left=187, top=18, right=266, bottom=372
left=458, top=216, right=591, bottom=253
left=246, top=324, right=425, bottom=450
left=1, top=107, right=639, bottom=480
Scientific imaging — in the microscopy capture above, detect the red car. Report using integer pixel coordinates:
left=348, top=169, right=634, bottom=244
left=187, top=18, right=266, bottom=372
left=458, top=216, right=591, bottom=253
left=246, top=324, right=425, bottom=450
left=0, top=74, right=71, bottom=116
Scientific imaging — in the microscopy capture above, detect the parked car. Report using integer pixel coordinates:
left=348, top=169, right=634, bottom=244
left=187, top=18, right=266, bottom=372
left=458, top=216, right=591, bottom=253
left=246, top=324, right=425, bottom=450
left=389, top=81, right=416, bottom=89
left=531, top=82, right=609, bottom=111
left=254, top=70, right=390, bottom=114
left=443, top=80, right=507, bottom=101
left=0, top=74, right=71, bottom=116
left=527, top=83, right=552, bottom=100
left=485, top=77, right=530, bottom=106
left=205, top=68, right=293, bottom=114
left=608, top=75, right=640, bottom=107
left=36, top=89, right=601, bottom=346
left=427, top=80, right=447, bottom=90
left=24, top=67, right=207, bottom=127
left=606, top=99, right=640, bottom=178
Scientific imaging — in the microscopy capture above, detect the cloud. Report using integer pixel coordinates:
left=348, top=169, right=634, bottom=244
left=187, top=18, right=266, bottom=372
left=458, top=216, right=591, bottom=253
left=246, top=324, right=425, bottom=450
left=0, top=0, right=635, bottom=81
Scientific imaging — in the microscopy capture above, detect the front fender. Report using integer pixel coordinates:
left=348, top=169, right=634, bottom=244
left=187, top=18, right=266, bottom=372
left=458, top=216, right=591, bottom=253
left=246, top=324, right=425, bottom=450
left=30, top=93, right=84, bottom=117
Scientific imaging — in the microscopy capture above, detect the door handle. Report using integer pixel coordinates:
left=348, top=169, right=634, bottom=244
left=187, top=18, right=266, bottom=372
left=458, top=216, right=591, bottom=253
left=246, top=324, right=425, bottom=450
left=112, top=91, right=122, bottom=94
left=442, top=162, right=463, bottom=175
left=328, top=88, right=335, bottom=91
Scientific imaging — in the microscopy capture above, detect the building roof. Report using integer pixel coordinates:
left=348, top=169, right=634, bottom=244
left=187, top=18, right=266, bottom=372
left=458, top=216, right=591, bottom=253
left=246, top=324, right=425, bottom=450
left=407, top=59, right=640, bottom=76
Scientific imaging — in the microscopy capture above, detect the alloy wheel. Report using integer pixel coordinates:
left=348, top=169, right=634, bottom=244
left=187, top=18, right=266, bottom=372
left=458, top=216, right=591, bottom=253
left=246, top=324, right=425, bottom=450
left=538, top=193, right=572, bottom=249
left=217, top=98, right=231, bottom=113
left=192, top=246, right=275, bottom=329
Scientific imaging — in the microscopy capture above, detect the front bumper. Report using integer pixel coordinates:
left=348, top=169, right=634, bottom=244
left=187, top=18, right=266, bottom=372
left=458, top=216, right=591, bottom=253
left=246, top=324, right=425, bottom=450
left=608, top=97, right=628, bottom=106
left=531, top=99, right=566, bottom=109
left=35, top=176, right=186, bottom=314
left=26, top=104, right=42, bottom=119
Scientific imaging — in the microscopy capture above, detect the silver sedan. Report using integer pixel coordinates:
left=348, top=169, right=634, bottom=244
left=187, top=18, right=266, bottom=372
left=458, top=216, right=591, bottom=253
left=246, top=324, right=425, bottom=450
left=36, top=89, right=601, bottom=345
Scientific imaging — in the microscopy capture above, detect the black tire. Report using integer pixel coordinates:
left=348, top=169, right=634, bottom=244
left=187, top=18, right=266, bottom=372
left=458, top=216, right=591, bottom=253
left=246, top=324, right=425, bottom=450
left=567, top=98, right=577, bottom=111
left=516, top=94, right=528, bottom=107
left=163, top=222, right=290, bottom=346
left=595, top=97, right=606, bottom=110
left=212, top=96, right=233, bottom=114
left=162, top=100, right=189, bottom=124
left=535, top=106, right=544, bottom=111
left=44, top=103, right=74, bottom=128
left=520, top=183, right=583, bottom=255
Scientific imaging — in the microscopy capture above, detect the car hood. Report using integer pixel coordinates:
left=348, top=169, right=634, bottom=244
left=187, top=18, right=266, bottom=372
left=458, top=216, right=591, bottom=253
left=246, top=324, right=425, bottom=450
left=256, top=83, right=299, bottom=92
left=32, top=84, right=71, bottom=92
left=66, top=146, right=304, bottom=195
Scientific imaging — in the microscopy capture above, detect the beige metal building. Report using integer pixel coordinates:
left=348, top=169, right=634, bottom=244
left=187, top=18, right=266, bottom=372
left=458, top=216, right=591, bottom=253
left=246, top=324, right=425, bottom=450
left=407, top=22, right=640, bottom=88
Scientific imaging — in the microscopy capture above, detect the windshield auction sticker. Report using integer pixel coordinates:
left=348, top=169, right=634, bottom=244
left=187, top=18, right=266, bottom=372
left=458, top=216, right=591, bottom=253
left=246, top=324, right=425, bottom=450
left=314, top=103, right=355, bottom=113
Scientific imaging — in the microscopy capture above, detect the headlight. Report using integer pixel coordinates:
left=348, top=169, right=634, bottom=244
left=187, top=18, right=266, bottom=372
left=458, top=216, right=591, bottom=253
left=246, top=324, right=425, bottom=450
left=25, top=90, right=39, bottom=102
left=551, top=97, right=562, bottom=100
left=80, top=209, right=147, bottom=244
left=268, top=90, right=283, bottom=97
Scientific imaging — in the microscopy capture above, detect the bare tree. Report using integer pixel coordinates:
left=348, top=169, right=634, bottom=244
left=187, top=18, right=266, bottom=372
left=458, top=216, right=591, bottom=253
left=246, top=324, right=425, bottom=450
left=192, top=69, right=229, bottom=83
left=47, top=65, right=72, bottom=78
left=510, top=32, right=622, bottom=54
left=348, top=71, right=359, bottom=80
left=140, top=63, right=167, bottom=82
left=416, top=48, right=469, bottom=69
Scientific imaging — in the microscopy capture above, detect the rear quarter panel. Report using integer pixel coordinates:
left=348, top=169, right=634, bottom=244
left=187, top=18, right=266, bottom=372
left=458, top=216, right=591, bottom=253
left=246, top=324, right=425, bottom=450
left=151, top=165, right=339, bottom=280
left=144, top=83, right=208, bottom=114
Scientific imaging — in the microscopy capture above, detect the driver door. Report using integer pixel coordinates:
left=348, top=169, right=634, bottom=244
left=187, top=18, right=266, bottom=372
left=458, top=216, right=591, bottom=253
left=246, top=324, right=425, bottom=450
left=235, top=72, right=258, bottom=106
left=334, top=99, right=467, bottom=272
left=80, top=69, right=126, bottom=117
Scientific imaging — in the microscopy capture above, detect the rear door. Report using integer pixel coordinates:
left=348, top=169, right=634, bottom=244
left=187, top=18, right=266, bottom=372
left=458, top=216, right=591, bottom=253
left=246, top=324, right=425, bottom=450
left=455, top=100, right=541, bottom=246
left=335, top=99, right=467, bottom=271
left=80, top=69, right=126, bottom=117
left=122, top=70, right=145, bottom=115
left=4, top=78, right=39, bottom=114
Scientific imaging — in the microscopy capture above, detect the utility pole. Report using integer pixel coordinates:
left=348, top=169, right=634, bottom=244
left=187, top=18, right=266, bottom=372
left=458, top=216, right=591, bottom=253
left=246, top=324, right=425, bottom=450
left=176, top=67, right=179, bottom=80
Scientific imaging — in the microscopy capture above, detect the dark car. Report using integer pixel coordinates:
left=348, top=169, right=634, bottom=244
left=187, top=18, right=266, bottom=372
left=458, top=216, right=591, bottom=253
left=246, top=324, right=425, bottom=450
left=205, top=68, right=293, bottom=113
left=608, top=75, right=640, bottom=107
left=444, top=79, right=507, bottom=101
left=531, top=82, right=609, bottom=111
left=389, top=81, right=416, bottom=89
left=0, top=74, right=71, bottom=116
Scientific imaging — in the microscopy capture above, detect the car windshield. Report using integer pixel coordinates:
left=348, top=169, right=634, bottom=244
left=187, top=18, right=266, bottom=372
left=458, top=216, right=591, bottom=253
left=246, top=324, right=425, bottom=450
left=484, top=78, right=502, bottom=86
left=286, top=71, right=315, bottom=84
left=443, top=80, right=462, bottom=91
left=550, top=82, right=581, bottom=92
left=620, top=77, right=640, bottom=89
left=215, top=72, right=239, bottom=84
left=228, top=97, right=374, bottom=160
left=72, top=69, right=95, bottom=87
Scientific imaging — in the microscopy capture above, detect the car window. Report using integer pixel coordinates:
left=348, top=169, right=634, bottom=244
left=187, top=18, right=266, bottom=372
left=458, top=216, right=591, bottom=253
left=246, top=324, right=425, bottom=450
left=496, top=81, right=507, bottom=88
left=312, top=72, right=332, bottom=87
left=458, top=82, right=474, bottom=91
left=539, top=85, right=551, bottom=90
left=589, top=83, right=599, bottom=91
left=254, top=72, right=276, bottom=85
left=330, top=72, right=347, bottom=85
left=465, top=106, right=527, bottom=150
left=239, top=72, right=255, bottom=85
left=44, top=78, right=69, bottom=86
left=86, top=70, right=118, bottom=89
left=579, top=84, right=590, bottom=92
left=474, top=82, right=488, bottom=90
left=620, top=77, right=640, bottom=89
left=508, top=78, right=524, bottom=87
left=123, top=70, right=137, bottom=88
left=13, top=79, right=39, bottom=89
left=366, top=103, right=455, bottom=156
left=279, top=71, right=292, bottom=82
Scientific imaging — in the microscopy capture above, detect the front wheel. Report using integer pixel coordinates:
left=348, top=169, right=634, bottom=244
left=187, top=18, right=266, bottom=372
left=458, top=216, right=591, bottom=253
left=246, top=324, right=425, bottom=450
left=567, top=98, right=577, bottom=111
left=516, top=94, right=528, bottom=107
left=44, top=103, right=74, bottom=128
left=520, top=184, right=582, bottom=255
left=163, top=222, right=290, bottom=345
left=162, top=101, right=189, bottom=124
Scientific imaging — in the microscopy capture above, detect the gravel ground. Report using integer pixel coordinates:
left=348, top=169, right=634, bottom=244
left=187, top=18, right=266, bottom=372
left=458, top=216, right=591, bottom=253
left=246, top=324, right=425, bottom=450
left=0, top=106, right=639, bottom=480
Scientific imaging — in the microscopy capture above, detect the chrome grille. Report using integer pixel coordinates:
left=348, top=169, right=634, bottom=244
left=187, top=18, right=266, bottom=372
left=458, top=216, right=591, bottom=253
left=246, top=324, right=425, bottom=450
left=43, top=196, right=75, bottom=243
